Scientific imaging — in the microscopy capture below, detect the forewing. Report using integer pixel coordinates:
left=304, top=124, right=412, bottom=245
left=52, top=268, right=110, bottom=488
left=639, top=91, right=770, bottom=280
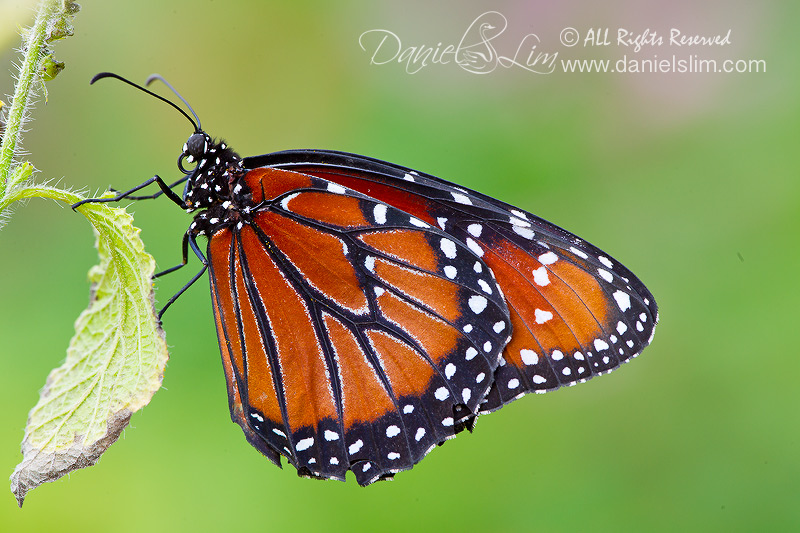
left=250, top=150, right=658, bottom=413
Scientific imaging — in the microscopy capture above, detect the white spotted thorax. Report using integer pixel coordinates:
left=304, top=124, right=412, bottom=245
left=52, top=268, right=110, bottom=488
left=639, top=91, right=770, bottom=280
left=179, top=131, right=247, bottom=237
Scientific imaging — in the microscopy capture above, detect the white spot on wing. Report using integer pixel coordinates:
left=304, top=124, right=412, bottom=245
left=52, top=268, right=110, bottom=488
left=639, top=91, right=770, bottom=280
left=478, top=279, right=493, bottom=294
left=327, top=183, right=347, bottom=194
left=613, top=290, right=631, bottom=311
left=513, top=226, right=535, bottom=240
left=532, top=266, right=550, bottom=286
left=373, top=204, right=387, bottom=224
left=539, top=252, right=558, bottom=265
left=520, top=349, right=538, bottom=365
left=469, top=295, right=488, bottom=314
left=534, top=309, right=553, bottom=324
left=296, top=437, right=314, bottom=451
left=451, top=192, right=472, bottom=205
left=462, top=388, right=471, bottom=403
left=466, top=238, right=484, bottom=257
left=349, top=439, right=363, bottom=455
left=440, top=238, right=457, bottom=259
left=598, top=268, right=614, bottom=283
left=510, top=216, right=531, bottom=227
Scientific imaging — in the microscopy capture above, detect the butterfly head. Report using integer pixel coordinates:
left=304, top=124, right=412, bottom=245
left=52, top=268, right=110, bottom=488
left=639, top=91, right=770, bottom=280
left=179, top=131, right=243, bottom=210
left=184, top=132, right=209, bottom=161
left=89, top=72, right=245, bottom=210
left=178, top=131, right=213, bottom=173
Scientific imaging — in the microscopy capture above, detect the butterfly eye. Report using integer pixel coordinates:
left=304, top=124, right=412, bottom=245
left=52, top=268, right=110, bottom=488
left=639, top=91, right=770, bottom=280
left=178, top=133, right=209, bottom=173
left=185, top=132, right=207, bottom=158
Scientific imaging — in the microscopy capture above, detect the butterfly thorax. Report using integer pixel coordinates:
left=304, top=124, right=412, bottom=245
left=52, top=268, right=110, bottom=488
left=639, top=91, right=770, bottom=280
left=180, top=131, right=251, bottom=236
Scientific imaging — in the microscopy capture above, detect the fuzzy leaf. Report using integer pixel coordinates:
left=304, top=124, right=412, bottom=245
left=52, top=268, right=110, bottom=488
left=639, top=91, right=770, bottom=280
left=10, top=202, right=169, bottom=507
left=39, top=53, right=65, bottom=82
left=44, top=0, right=80, bottom=42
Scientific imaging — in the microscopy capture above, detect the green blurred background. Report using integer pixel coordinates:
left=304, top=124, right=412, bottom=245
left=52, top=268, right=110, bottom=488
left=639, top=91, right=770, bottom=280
left=1, top=1, right=797, bottom=531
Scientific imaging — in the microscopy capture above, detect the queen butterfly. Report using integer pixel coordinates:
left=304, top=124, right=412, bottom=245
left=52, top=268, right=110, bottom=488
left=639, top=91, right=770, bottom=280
left=75, top=72, right=658, bottom=486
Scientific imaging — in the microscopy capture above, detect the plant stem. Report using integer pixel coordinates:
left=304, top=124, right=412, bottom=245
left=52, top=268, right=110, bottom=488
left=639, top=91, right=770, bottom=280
left=1, top=182, right=83, bottom=210
left=0, top=0, right=60, bottom=198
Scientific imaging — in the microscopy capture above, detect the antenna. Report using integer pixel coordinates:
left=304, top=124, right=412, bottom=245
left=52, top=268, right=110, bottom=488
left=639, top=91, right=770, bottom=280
left=90, top=72, right=201, bottom=131
left=145, top=74, right=202, bottom=130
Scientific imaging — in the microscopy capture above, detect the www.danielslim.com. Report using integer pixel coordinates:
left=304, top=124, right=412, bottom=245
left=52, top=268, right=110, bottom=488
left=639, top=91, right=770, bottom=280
left=561, top=54, right=766, bottom=73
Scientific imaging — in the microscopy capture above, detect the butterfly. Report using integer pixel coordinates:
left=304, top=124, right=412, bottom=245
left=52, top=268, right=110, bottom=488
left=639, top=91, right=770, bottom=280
left=76, top=72, right=658, bottom=486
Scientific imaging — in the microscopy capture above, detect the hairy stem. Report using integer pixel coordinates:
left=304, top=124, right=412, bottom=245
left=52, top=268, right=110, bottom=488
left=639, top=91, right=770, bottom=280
left=0, top=0, right=60, bottom=198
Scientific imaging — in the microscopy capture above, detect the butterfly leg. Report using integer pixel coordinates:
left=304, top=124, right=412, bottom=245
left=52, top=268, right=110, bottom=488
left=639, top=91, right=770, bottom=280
left=71, top=174, right=186, bottom=210
left=110, top=176, right=189, bottom=201
left=154, top=231, right=192, bottom=279
left=156, top=231, right=208, bottom=321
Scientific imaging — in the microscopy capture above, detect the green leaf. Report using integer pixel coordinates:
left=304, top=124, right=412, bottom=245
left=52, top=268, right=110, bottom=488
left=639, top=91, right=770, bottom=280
left=39, top=52, right=64, bottom=82
left=10, top=201, right=169, bottom=507
left=44, top=0, right=80, bottom=42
